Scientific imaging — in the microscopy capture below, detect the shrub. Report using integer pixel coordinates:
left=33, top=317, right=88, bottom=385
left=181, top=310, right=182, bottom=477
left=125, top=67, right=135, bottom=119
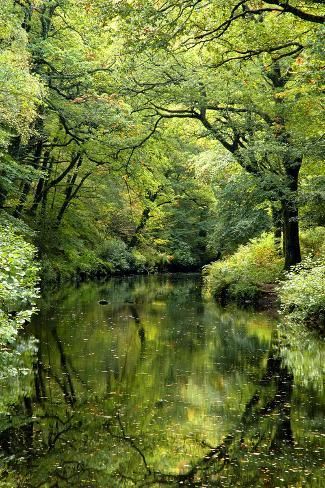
left=0, top=225, right=39, bottom=387
left=171, top=241, right=196, bottom=269
left=98, top=238, right=132, bottom=272
left=279, top=257, right=325, bottom=332
left=132, top=248, right=170, bottom=273
left=204, top=233, right=283, bottom=304
left=300, top=226, right=325, bottom=258
left=0, top=225, right=39, bottom=317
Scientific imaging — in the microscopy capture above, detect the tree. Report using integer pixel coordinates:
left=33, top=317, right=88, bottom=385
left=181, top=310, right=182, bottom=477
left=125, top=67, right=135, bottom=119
left=118, top=1, right=324, bottom=267
left=0, top=1, right=43, bottom=208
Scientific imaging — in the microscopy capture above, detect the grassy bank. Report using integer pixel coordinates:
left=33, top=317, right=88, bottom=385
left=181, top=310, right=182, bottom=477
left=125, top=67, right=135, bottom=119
left=41, top=244, right=202, bottom=285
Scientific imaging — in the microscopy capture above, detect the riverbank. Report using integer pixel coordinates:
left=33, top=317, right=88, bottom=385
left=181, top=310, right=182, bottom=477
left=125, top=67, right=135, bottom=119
left=203, top=231, right=325, bottom=333
left=38, top=229, right=208, bottom=286
left=2, top=223, right=324, bottom=340
left=40, top=253, right=205, bottom=288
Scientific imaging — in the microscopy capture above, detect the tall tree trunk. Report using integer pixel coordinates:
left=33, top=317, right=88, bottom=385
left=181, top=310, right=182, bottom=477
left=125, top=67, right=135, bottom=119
left=14, top=139, right=43, bottom=218
left=129, top=207, right=151, bottom=248
left=282, top=160, right=301, bottom=269
left=266, top=61, right=302, bottom=269
left=282, top=201, right=301, bottom=269
left=13, top=181, right=31, bottom=218
left=55, top=158, right=91, bottom=226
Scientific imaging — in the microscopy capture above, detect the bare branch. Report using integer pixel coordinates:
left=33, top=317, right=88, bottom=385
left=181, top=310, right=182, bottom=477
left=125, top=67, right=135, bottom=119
left=263, top=0, right=325, bottom=23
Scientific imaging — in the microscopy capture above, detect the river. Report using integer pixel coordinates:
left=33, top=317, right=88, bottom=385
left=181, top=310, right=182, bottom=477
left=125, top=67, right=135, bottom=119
left=0, top=274, right=324, bottom=486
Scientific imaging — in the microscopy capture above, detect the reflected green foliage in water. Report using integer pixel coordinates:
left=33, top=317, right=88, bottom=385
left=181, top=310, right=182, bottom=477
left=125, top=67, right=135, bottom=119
left=278, top=321, right=324, bottom=393
left=0, top=275, right=323, bottom=487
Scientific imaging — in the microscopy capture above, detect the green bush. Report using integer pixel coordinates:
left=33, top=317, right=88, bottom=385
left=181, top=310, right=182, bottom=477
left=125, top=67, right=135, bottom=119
left=204, top=233, right=283, bottom=304
left=171, top=241, right=197, bottom=269
left=0, top=225, right=39, bottom=318
left=279, top=258, right=325, bottom=332
left=98, top=238, right=132, bottom=272
left=300, top=226, right=325, bottom=258
left=0, top=225, right=39, bottom=388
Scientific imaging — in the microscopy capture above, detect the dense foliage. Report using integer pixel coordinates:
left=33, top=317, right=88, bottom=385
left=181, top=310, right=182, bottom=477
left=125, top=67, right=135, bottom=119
left=0, top=0, right=322, bottom=281
left=0, top=1, right=323, bottom=396
left=279, top=258, right=325, bottom=332
left=204, top=233, right=283, bottom=303
left=204, top=227, right=325, bottom=311
left=0, top=226, right=38, bottom=407
left=0, top=2, right=324, bottom=485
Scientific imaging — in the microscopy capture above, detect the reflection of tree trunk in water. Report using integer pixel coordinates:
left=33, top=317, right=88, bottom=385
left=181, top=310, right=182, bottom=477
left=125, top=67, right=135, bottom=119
left=113, top=304, right=146, bottom=387
left=155, top=335, right=294, bottom=485
left=51, top=327, right=77, bottom=406
left=129, top=304, right=146, bottom=354
left=269, top=363, right=294, bottom=451
left=0, top=397, right=34, bottom=457
left=34, top=341, right=47, bottom=403
left=22, top=397, right=34, bottom=453
left=238, top=337, right=294, bottom=452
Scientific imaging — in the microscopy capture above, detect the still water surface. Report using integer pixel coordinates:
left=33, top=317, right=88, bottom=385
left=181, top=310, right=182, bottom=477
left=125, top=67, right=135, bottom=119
left=1, top=274, right=324, bottom=486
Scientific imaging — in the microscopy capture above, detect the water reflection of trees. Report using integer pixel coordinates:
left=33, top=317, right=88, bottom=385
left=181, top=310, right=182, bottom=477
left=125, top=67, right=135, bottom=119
left=0, top=277, right=323, bottom=487
left=152, top=334, right=295, bottom=486
left=1, top=338, right=318, bottom=487
left=1, top=332, right=321, bottom=487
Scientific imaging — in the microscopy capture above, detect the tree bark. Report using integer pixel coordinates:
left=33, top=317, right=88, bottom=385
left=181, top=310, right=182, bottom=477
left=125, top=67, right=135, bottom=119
left=13, top=139, right=43, bottom=218
left=55, top=159, right=82, bottom=225
left=129, top=207, right=151, bottom=248
left=29, top=150, right=51, bottom=216
left=281, top=161, right=301, bottom=269
left=56, top=160, right=92, bottom=226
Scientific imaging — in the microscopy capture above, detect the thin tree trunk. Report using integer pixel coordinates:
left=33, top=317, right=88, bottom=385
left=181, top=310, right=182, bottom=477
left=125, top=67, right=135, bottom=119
left=0, top=180, right=7, bottom=209
left=14, top=140, right=43, bottom=217
left=39, top=152, right=81, bottom=218
left=271, top=204, right=282, bottom=255
left=128, top=188, right=164, bottom=248
left=55, top=174, right=78, bottom=225
left=56, top=163, right=91, bottom=226
left=29, top=150, right=51, bottom=215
